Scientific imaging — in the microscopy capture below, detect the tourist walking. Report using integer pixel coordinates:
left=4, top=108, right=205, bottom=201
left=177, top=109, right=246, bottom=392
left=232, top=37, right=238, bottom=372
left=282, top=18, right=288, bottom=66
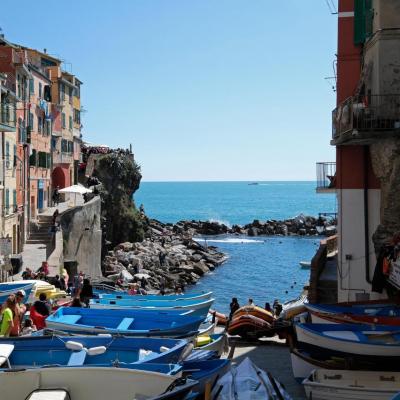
left=52, top=186, right=60, bottom=206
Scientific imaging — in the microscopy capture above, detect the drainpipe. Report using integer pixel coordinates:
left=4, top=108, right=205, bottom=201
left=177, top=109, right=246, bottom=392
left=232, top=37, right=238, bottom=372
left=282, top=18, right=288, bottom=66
left=364, top=146, right=371, bottom=283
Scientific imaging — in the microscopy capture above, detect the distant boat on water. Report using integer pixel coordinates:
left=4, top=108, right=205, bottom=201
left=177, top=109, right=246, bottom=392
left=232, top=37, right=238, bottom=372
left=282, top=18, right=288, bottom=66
left=248, top=182, right=259, bottom=185
left=299, top=261, right=311, bottom=269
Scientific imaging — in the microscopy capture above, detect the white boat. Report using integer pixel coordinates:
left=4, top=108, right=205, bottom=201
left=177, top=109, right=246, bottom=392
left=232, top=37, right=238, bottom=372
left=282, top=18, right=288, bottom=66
left=211, top=357, right=292, bottom=399
left=0, top=366, right=180, bottom=400
left=299, top=261, right=311, bottom=269
left=303, top=369, right=400, bottom=400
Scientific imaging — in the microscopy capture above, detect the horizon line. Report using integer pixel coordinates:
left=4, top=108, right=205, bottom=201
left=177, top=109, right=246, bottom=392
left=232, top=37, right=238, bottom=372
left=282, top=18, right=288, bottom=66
left=140, top=179, right=316, bottom=183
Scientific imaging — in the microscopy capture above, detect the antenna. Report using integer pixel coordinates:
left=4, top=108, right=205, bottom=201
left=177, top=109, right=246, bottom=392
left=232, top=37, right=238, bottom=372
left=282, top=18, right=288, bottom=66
left=324, top=0, right=338, bottom=15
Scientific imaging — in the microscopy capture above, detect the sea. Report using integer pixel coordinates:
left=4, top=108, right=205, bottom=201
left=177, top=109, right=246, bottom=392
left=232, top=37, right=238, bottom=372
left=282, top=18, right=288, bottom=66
left=135, top=181, right=336, bottom=313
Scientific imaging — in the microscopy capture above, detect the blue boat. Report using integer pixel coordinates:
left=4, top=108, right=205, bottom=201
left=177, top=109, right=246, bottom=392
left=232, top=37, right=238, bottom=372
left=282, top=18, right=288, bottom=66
left=89, top=297, right=214, bottom=317
left=295, top=322, right=400, bottom=370
left=0, top=281, right=34, bottom=303
left=0, top=335, right=190, bottom=367
left=98, top=291, right=213, bottom=302
left=183, top=359, right=231, bottom=395
left=46, top=307, right=205, bottom=337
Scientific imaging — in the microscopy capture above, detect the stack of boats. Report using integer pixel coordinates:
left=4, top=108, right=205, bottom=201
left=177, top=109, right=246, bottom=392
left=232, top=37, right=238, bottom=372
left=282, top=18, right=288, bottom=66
left=0, top=282, right=288, bottom=400
left=289, top=300, right=400, bottom=399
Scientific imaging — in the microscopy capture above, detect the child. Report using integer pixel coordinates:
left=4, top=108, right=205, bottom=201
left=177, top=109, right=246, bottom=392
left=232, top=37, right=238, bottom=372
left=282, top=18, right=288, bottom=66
left=21, top=319, right=37, bottom=336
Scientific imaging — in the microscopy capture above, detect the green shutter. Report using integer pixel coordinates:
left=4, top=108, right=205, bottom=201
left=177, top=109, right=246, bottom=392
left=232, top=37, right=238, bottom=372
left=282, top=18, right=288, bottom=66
left=354, top=0, right=373, bottom=44
left=5, top=189, right=9, bottom=213
left=29, top=149, right=36, bottom=166
left=13, top=190, right=16, bottom=209
left=29, top=79, right=34, bottom=95
left=46, top=153, right=51, bottom=168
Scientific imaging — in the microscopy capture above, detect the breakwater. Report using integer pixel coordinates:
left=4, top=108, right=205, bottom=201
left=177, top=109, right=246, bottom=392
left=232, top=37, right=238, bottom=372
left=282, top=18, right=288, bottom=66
left=103, top=214, right=330, bottom=292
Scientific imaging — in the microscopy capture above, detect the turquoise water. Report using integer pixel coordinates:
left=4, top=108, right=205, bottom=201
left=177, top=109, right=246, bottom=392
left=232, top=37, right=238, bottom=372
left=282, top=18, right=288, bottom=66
left=135, top=181, right=336, bottom=313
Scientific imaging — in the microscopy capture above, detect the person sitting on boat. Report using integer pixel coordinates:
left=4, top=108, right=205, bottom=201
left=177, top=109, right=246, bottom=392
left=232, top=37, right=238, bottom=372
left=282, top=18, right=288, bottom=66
left=229, top=297, right=240, bottom=321
left=264, top=302, right=272, bottom=312
left=128, top=283, right=139, bottom=295
left=0, top=295, right=16, bottom=337
left=175, top=287, right=183, bottom=295
left=273, top=299, right=283, bottom=317
left=248, top=298, right=254, bottom=306
left=21, top=318, right=37, bottom=336
left=80, top=278, right=94, bottom=306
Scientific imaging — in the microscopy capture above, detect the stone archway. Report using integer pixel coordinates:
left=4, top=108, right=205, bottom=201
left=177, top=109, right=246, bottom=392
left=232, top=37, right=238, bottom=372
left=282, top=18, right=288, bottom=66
left=51, top=166, right=67, bottom=189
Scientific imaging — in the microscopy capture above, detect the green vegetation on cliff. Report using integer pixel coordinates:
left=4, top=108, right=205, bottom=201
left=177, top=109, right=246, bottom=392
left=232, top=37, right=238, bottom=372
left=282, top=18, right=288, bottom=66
left=94, top=153, right=145, bottom=246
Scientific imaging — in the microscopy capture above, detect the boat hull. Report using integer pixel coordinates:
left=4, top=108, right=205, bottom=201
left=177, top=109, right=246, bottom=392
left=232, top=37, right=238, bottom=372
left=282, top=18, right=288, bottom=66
left=303, top=369, right=400, bottom=400
left=228, top=314, right=273, bottom=338
left=0, top=367, right=179, bottom=400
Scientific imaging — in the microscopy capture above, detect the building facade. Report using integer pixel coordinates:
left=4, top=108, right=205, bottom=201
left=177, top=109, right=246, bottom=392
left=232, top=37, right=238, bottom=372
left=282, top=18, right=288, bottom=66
left=331, top=0, right=400, bottom=301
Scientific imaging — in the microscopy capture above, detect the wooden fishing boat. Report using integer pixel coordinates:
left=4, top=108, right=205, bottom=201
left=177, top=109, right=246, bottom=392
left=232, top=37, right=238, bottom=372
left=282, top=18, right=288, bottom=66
left=146, top=378, right=199, bottom=400
left=89, top=297, right=214, bottom=318
left=280, top=290, right=308, bottom=320
left=232, top=305, right=275, bottom=323
left=0, top=281, right=34, bottom=303
left=303, top=369, right=400, bottom=400
left=211, top=357, right=292, bottom=399
left=228, top=314, right=273, bottom=338
left=183, top=359, right=231, bottom=396
left=306, top=303, right=400, bottom=325
left=46, top=307, right=204, bottom=337
left=299, top=261, right=311, bottom=269
left=194, top=333, right=228, bottom=356
left=98, top=291, right=213, bottom=302
left=295, top=323, right=400, bottom=370
left=0, top=335, right=189, bottom=367
left=0, top=366, right=183, bottom=400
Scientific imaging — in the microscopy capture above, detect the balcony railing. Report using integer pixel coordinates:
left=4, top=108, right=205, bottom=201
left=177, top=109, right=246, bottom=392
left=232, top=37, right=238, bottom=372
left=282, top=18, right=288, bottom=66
left=0, top=102, right=16, bottom=131
left=316, top=162, right=336, bottom=193
left=332, top=95, right=400, bottom=142
left=53, top=152, right=73, bottom=165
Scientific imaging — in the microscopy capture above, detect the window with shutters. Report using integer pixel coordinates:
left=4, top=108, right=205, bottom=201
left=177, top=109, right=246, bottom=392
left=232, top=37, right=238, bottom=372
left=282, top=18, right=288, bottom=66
left=29, top=112, right=34, bottom=130
left=5, top=142, right=10, bottom=169
left=69, top=116, right=72, bottom=130
left=38, top=116, right=42, bottom=134
left=62, top=113, right=66, bottom=128
left=354, top=0, right=373, bottom=44
left=30, top=149, right=37, bottom=167
left=13, top=190, right=16, bottom=211
left=5, top=189, right=9, bottom=214
left=39, top=82, right=42, bottom=98
left=29, top=79, right=34, bottom=96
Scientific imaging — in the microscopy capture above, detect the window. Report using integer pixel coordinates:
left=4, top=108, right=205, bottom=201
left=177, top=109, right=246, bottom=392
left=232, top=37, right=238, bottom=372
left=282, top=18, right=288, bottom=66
left=13, top=190, right=16, bottom=210
left=61, top=139, right=68, bottom=152
left=29, top=149, right=37, bottom=167
left=39, top=82, right=42, bottom=98
left=46, top=153, right=51, bottom=168
left=60, top=83, right=65, bottom=101
left=13, top=145, right=17, bottom=168
left=29, top=112, right=34, bottom=130
left=5, top=189, right=9, bottom=214
left=38, top=116, right=42, bottom=134
left=17, top=118, right=23, bottom=142
left=69, top=116, right=73, bottom=130
left=44, top=119, right=51, bottom=136
left=38, top=152, right=49, bottom=168
left=29, top=79, right=34, bottom=95
left=5, top=141, right=10, bottom=169
left=68, top=141, right=74, bottom=153
left=74, top=109, right=81, bottom=124
left=61, top=113, right=66, bottom=128
left=69, top=87, right=73, bottom=104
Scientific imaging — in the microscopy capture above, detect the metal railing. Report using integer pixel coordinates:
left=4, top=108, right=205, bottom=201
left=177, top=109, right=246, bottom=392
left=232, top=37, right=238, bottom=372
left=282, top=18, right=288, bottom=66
left=316, top=162, right=336, bottom=191
left=53, top=152, right=73, bottom=165
left=0, top=102, right=16, bottom=130
left=332, top=94, right=400, bottom=139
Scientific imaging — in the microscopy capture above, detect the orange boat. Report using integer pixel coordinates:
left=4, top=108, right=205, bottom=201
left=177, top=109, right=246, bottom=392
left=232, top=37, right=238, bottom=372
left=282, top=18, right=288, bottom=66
left=232, top=305, right=275, bottom=324
left=228, top=314, right=273, bottom=338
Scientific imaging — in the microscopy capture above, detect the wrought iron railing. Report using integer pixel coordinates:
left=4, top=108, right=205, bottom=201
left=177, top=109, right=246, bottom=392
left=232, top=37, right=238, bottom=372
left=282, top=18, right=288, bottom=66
left=316, top=162, right=336, bottom=190
left=332, top=94, right=400, bottom=139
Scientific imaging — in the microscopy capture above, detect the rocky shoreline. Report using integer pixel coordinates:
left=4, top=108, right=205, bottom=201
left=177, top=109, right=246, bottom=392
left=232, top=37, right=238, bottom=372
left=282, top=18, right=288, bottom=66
left=102, top=214, right=335, bottom=291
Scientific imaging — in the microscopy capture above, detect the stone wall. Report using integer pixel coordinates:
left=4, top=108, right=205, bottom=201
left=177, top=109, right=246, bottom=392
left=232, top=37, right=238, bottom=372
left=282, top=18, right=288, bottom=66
left=60, top=196, right=102, bottom=278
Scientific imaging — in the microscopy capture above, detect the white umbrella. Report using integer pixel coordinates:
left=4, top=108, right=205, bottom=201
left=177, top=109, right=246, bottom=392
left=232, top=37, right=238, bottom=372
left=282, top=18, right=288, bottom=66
left=59, top=185, right=92, bottom=206
left=59, top=185, right=92, bottom=194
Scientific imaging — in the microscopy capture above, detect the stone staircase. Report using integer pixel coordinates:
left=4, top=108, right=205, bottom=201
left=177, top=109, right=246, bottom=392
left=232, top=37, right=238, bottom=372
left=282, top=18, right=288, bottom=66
left=26, top=214, right=53, bottom=245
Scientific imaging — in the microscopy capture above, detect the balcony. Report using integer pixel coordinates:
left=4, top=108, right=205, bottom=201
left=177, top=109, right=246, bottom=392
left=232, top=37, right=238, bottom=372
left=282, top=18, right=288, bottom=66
left=332, top=95, right=400, bottom=145
left=0, top=102, right=16, bottom=132
left=53, top=152, right=73, bottom=165
left=316, top=162, right=336, bottom=193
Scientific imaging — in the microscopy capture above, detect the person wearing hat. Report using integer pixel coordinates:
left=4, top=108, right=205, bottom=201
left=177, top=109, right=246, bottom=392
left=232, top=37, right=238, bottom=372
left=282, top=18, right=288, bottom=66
left=10, top=290, right=27, bottom=336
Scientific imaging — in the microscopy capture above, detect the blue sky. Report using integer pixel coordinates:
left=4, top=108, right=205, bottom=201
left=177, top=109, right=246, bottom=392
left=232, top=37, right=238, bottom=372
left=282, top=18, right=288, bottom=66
left=1, top=0, right=337, bottom=181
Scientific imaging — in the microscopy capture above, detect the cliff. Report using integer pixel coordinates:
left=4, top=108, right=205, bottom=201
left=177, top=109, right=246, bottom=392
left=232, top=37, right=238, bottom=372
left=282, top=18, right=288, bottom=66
left=92, top=152, right=146, bottom=248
